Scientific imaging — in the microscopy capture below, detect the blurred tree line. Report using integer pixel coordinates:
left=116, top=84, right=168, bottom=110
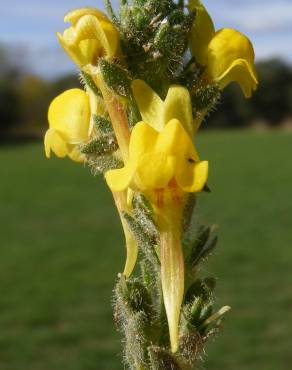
left=1, top=44, right=292, bottom=140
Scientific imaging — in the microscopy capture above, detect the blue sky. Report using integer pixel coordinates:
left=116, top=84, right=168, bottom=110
left=1, top=0, right=291, bottom=78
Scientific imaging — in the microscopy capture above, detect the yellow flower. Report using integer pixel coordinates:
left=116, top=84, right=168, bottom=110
left=189, top=0, right=258, bottom=97
left=105, top=81, right=208, bottom=353
left=57, top=8, right=120, bottom=67
left=44, top=89, right=91, bottom=162
left=207, top=28, right=258, bottom=97
left=105, top=119, right=208, bottom=194
left=105, top=80, right=208, bottom=194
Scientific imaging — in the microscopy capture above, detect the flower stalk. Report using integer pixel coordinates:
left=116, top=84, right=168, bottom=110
left=44, top=0, right=258, bottom=368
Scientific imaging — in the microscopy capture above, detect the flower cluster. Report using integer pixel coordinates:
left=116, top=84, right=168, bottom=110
left=45, top=0, right=257, bottom=361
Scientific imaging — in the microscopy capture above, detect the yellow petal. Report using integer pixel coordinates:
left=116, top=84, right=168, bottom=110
left=59, top=26, right=75, bottom=44
left=48, top=89, right=90, bottom=144
left=64, top=7, right=108, bottom=24
left=136, top=153, right=176, bottom=190
left=131, top=120, right=181, bottom=190
left=106, top=122, right=162, bottom=192
left=58, top=11, right=119, bottom=66
left=44, top=130, right=84, bottom=162
left=216, top=58, right=258, bottom=98
left=57, top=30, right=85, bottom=66
left=156, top=119, right=199, bottom=161
left=57, top=28, right=98, bottom=67
left=129, top=121, right=158, bottom=159
left=74, top=15, right=119, bottom=58
left=207, top=28, right=258, bottom=97
left=79, top=39, right=103, bottom=65
left=189, top=0, right=215, bottom=65
left=176, top=160, right=208, bottom=192
left=163, top=86, right=193, bottom=135
left=44, top=129, right=68, bottom=158
left=67, top=145, right=86, bottom=163
left=132, top=80, right=164, bottom=131
left=74, top=15, right=104, bottom=45
left=98, top=19, right=120, bottom=57
left=105, top=162, right=136, bottom=192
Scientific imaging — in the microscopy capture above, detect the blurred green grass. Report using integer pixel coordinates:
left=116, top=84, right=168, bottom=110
left=0, top=131, right=291, bottom=370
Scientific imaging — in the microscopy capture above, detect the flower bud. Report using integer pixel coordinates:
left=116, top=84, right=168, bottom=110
left=57, top=8, right=120, bottom=67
